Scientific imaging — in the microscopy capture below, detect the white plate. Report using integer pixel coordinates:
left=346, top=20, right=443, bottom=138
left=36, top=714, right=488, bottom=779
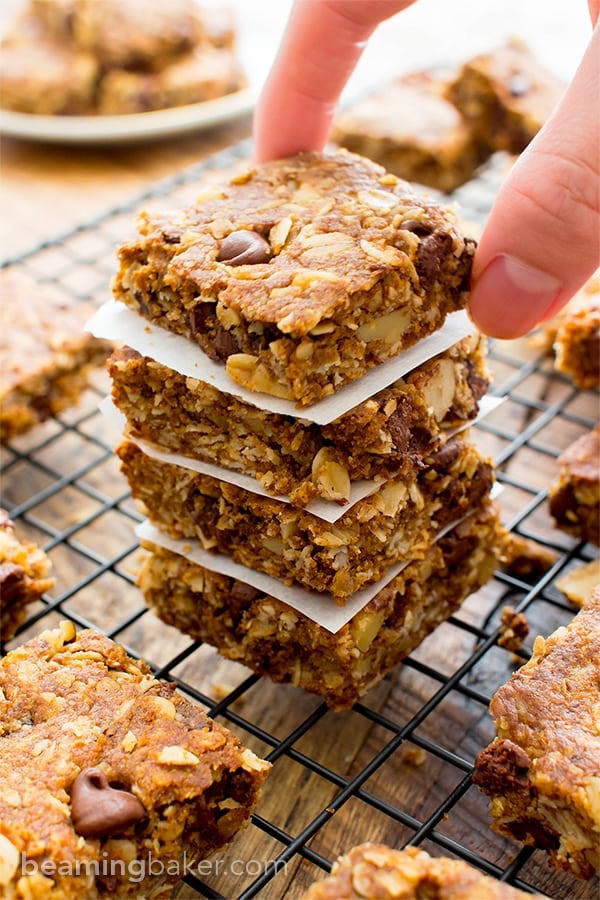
left=0, top=87, right=256, bottom=145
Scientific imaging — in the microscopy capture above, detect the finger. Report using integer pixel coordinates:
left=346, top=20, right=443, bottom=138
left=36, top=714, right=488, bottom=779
left=254, top=0, right=416, bottom=162
left=469, top=22, right=600, bottom=339
left=589, top=0, right=600, bottom=25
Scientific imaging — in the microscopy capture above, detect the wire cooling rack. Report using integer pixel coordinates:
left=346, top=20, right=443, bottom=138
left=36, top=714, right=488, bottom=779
left=1, top=141, right=598, bottom=900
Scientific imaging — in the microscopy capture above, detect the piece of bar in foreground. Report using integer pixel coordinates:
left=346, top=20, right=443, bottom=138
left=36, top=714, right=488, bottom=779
left=473, top=589, right=600, bottom=879
left=138, top=503, right=500, bottom=710
left=0, top=623, right=270, bottom=897
left=113, top=150, right=476, bottom=407
left=300, top=843, right=541, bottom=899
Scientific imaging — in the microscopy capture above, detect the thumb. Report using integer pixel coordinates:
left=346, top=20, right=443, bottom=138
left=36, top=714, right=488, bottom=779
left=468, top=22, right=600, bottom=339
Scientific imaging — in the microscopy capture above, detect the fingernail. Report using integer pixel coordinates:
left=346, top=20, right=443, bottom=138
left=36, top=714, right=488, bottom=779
left=469, top=254, right=562, bottom=338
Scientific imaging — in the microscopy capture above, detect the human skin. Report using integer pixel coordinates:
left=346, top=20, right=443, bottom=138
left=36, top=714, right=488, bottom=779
left=254, top=1, right=600, bottom=339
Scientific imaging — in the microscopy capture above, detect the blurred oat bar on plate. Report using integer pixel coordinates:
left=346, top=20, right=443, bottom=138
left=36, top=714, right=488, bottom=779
left=0, top=509, right=54, bottom=642
left=474, top=589, right=600, bottom=879
left=97, top=45, right=247, bottom=115
left=138, top=503, right=500, bottom=710
left=300, top=843, right=539, bottom=898
left=0, top=270, right=112, bottom=442
left=0, top=622, right=270, bottom=898
left=118, top=435, right=494, bottom=603
left=0, top=12, right=98, bottom=115
left=548, top=426, right=600, bottom=546
left=108, top=334, right=490, bottom=506
left=539, top=273, right=600, bottom=390
left=31, top=0, right=203, bottom=70
left=331, top=69, right=488, bottom=193
left=446, top=38, right=565, bottom=154
left=113, top=150, right=476, bottom=407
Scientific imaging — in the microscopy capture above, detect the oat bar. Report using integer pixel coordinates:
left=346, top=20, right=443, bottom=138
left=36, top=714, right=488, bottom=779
left=97, top=46, right=247, bottom=115
left=300, top=843, right=538, bottom=899
left=332, top=69, right=488, bottom=193
left=548, top=426, right=600, bottom=546
left=108, top=334, right=490, bottom=506
left=0, top=509, right=54, bottom=643
left=31, top=0, right=203, bottom=71
left=446, top=39, right=565, bottom=154
left=113, top=150, right=476, bottom=407
left=118, top=435, right=494, bottom=602
left=138, top=504, right=500, bottom=710
left=540, top=274, right=600, bottom=390
left=0, top=14, right=98, bottom=115
left=0, top=622, right=270, bottom=897
left=473, top=589, right=600, bottom=879
left=0, top=270, right=112, bottom=442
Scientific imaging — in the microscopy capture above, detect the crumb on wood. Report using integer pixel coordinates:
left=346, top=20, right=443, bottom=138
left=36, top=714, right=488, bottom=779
left=498, top=605, right=529, bottom=651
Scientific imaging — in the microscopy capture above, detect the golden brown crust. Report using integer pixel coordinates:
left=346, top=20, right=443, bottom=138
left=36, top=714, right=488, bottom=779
left=474, top=590, right=600, bottom=878
left=0, top=623, right=270, bottom=897
left=300, top=844, right=538, bottom=898
left=113, top=150, right=475, bottom=406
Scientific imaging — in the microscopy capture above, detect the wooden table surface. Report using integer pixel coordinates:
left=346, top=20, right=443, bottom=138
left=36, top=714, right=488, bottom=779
left=1, top=37, right=598, bottom=900
left=0, top=115, right=253, bottom=263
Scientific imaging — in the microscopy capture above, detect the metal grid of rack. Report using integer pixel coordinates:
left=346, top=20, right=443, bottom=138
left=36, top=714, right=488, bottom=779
left=1, top=142, right=598, bottom=899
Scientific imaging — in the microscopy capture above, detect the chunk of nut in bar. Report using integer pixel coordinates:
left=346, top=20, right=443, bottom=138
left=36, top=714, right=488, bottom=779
left=0, top=623, right=270, bottom=897
left=113, top=150, right=476, bottom=407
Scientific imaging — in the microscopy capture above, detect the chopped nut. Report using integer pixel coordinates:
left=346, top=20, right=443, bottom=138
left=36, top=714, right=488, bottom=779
left=351, top=609, right=385, bottom=652
left=0, top=834, right=19, bottom=886
left=121, top=730, right=137, bottom=752
left=148, top=695, right=177, bottom=720
left=241, top=748, right=270, bottom=772
left=311, top=448, right=351, bottom=502
left=226, top=354, right=294, bottom=400
left=360, top=239, right=407, bottom=266
left=555, top=559, right=600, bottom=606
left=156, top=745, right=200, bottom=766
left=269, top=216, right=293, bottom=253
left=421, top=357, right=456, bottom=420
left=357, top=308, right=410, bottom=344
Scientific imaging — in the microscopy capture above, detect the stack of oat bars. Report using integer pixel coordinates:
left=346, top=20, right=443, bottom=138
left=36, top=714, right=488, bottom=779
left=89, top=149, right=502, bottom=710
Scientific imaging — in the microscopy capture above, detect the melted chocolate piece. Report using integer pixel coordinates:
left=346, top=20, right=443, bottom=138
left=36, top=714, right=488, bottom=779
left=71, top=767, right=146, bottom=838
left=217, top=230, right=272, bottom=266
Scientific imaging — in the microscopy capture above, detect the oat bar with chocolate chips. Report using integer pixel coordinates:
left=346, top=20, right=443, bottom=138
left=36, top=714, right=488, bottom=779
left=113, top=150, right=476, bottom=407
left=138, top=503, right=500, bottom=710
left=549, top=426, right=600, bottom=546
left=118, top=435, right=494, bottom=603
left=473, top=590, right=600, bottom=879
left=300, top=843, right=539, bottom=899
left=108, top=334, right=490, bottom=506
left=0, top=509, right=54, bottom=643
left=0, top=269, right=112, bottom=442
left=0, top=622, right=270, bottom=898
left=446, top=39, right=565, bottom=155
left=332, top=69, right=489, bottom=193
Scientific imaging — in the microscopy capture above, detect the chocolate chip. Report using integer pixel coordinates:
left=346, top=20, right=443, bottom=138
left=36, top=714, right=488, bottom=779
left=217, top=230, right=272, bottom=266
left=415, top=231, right=453, bottom=290
left=428, top=438, right=461, bottom=471
left=71, top=767, right=146, bottom=838
left=213, top=326, right=240, bottom=360
left=400, top=219, right=434, bottom=237
left=473, top=738, right=531, bottom=794
left=0, top=563, right=26, bottom=604
left=509, top=73, right=530, bottom=97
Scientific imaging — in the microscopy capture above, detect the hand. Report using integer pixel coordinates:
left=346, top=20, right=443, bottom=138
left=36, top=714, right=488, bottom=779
left=254, top=1, right=600, bottom=339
